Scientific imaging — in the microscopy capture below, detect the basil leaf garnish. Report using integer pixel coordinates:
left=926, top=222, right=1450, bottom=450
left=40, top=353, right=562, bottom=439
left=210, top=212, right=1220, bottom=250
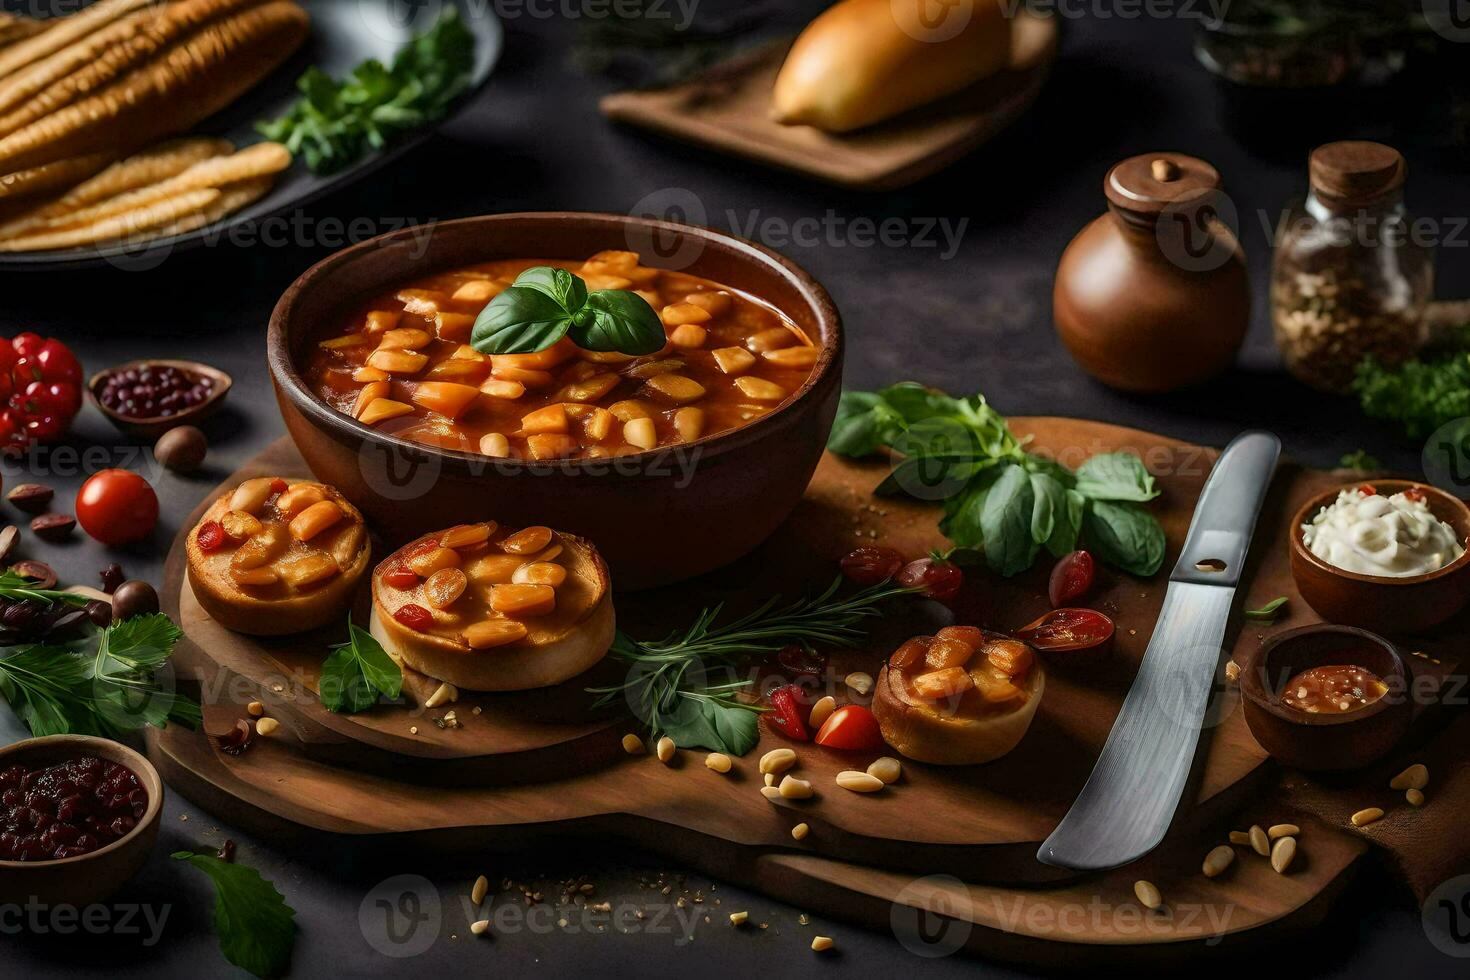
left=471, top=266, right=664, bottom=357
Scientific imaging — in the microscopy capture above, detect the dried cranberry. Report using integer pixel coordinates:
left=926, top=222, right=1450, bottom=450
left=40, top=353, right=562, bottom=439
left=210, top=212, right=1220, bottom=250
left=839, top=546, right=905, bottom=586
left=383, top=567, right=419, bottom=590
left=393, top=604, right=433, bottom=631
left=196, top=520, right=225, bottom=552
left=775, top=644, right=827, bottom=679
left=0, top=755, right=146, bottom=861
left=896, top=557, right=964, bottom=603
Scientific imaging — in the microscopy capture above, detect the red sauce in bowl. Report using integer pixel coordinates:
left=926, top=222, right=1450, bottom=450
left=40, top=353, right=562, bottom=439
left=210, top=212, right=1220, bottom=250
left=0, top=756, right=148, bottom=861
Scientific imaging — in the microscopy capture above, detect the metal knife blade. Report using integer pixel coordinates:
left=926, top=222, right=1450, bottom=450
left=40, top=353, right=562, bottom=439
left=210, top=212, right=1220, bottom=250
left=1037, top=430, right=1281, bottom=872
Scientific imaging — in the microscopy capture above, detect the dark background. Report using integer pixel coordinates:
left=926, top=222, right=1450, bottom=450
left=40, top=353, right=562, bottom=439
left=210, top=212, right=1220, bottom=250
left=3, top=2, right=1469, bottom=976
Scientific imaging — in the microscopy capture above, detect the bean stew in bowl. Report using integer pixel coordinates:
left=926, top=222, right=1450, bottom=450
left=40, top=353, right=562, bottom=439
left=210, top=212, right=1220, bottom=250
left=270, top=212, right=843, bottom=589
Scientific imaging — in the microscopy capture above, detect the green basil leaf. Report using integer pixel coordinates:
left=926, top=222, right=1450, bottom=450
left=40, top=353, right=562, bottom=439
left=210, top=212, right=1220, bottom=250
left=828, top=390, right=899, bottom=456
left=657, top=698, right=760, bottom=756
left=938, top=467, right=1003, bottom=549
left=980, top=464, right=1038, bottom=577
left=319, top=621, right=402, bottom=714
left=173, top=851, right=297, bottom=978
left=1244, top=596, right=1289, bottom=621
left=1083, top=500, right=1166, bottom=576
left=570, top=289, right=666, bottom=355
left=875, top=382, right=967, bottom=423
left=1029, top=472, right=1066, bottom=545
left=513, top=265, right=587, bottom=311
left=1046, top=488, right=1086, bottom=557
left=471, top=285, right=573, bottom=354
left=1074, top=452, right=1160, bottom=502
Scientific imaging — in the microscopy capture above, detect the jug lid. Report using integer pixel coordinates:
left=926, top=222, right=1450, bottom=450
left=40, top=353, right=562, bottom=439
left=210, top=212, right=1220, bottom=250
left=1104, top=152, right=1221, bottom=219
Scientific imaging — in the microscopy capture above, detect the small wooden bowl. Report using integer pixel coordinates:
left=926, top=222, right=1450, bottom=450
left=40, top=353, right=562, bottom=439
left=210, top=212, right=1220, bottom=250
left=1289, top=479, right=1470, bottom=634
left=1240, top=624, right=1411, bottom=771
left=88, top=359, right=233, bottom=438
left=0, top=735, right=163, bottom=906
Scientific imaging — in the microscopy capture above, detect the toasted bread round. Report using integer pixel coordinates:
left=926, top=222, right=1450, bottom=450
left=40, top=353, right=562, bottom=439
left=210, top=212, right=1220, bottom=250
left=186, top=477, right=370, bottom=636
left=872, top=642, right=1045, bottom=766
left=369, top=525, right=614, bottom=692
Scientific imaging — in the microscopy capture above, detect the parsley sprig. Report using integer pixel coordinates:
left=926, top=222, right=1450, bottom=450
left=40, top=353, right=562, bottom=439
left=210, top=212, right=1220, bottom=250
left=588, top=579, right=913, bottom=755
left=173, top=850, right=297, bottom=979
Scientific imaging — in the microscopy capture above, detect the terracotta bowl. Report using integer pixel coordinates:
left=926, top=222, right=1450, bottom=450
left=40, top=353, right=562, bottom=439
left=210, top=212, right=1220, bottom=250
left=1240, top=625, right=1412, bottom=771
left=268, top=212, right=843, bottom=589
left=0, top=735, right=163, bottom=906
left=1289, top=480, right=1470, bottom=634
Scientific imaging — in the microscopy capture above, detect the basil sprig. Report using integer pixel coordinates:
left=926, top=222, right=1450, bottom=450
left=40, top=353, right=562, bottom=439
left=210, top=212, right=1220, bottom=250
left=471, top=266, right=666, bottom=356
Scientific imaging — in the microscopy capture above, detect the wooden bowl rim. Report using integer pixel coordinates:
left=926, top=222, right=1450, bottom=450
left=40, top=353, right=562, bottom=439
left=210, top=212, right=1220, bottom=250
left=0, top=733, right=163, bottom=869
left=1289, top=479, right=1470, bottom=586
left=87, top=358, right=234, bottom=427
left=1241, top=623, right=1406, bottom=728
left=266, top=212, right=843, bottom=475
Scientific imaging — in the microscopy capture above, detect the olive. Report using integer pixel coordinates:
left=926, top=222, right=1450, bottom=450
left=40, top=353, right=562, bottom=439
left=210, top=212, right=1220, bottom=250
left=85, top=600, right=113, bottom=628
left=154, top=425, right=208, bottom=473
left=109, top=580, right=159, bottom=622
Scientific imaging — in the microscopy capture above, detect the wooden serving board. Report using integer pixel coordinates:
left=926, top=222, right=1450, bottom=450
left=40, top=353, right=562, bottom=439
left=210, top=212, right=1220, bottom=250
left=147, top=418, right=1465, bottom=959
left=599, top=12, right=1058, bottom=191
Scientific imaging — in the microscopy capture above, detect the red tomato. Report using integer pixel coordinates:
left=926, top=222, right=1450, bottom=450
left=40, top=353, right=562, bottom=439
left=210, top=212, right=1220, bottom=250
left=1356, top=483, right=1378, bottom=496
left=840, top=546, right=904, bottom=586
left=1403, top=486, right=1427, bottom=503
left=196, top=520, right=225, bottom=552
left=1048, top=550, right=1095, bottom=607
left=896, top=557, right=963, bottom=602
left=384, top=568, right=420, bottom=589
left=814, top=705, right=884, bottom=751
left=1015, top=608, right=1115, bottom=653
left=765, top=684, right=809, bottom=741
left=0, top=333, right=82, bottom=449
left=76, top=470, right=159, bottom=546
left=394, top=604, right=433, bottom=631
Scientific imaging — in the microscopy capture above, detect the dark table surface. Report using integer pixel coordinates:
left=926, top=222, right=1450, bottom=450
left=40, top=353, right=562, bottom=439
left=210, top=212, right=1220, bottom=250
left=4, top=3, right=1469, bottom=977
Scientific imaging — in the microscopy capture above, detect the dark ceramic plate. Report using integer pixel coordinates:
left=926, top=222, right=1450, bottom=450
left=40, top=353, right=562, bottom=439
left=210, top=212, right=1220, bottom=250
left=1, top=0, right=503, bottom=272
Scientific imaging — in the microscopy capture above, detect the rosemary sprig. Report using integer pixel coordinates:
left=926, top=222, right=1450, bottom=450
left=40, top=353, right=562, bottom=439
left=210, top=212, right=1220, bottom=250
left=588, top=578, right=914, bottom=755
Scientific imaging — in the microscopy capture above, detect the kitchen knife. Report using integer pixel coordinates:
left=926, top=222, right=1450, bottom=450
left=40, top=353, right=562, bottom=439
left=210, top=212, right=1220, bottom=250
left=1037, top=430, right=1281, bottom=872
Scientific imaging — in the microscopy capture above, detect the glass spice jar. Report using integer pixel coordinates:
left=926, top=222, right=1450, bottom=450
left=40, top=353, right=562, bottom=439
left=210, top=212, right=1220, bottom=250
left=1271, top=140, right=1434, bottom=392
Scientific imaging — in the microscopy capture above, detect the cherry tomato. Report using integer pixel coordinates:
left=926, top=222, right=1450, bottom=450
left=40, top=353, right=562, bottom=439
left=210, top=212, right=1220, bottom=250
left=394, top=604, right=433, bottom=631
left=0, top=333, right=82, bottom=449
left=76, top=469, right=159, bottom=546
left=384, top=567, right=420, bottom=590
left=840, top=546, right=904, bottom=586
left=1048, top=550, right=1095, bottom=608
left=765, top=684, right=809, bottom=741
left=814, top=705, right=885, bottom=751
left=196, top=520, right=225, bottom=552
left=776, top=644, right=827, bottom=679
left=896, top=557, right=963, bottom=602
left=1015, top=608, right=1115, bottom=653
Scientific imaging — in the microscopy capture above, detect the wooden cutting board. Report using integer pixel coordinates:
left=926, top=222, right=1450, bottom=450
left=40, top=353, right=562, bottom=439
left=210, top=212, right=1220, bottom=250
left=147, top=418, right=1465, bottom=960
left=599, top=12, right=1059, bottom=191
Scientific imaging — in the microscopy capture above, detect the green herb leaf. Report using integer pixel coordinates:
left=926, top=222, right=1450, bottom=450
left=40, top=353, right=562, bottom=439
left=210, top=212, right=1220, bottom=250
left=319, top=621, right=402, bottom=714
left=1083, top=500, right=1166, bottom=577
left=173, top=851, right=297, bottom=978
left=980, top=464, right=1038, bottom=577
left=570, top=289, right=667, bottom=354
left=256, top=8, right=475, bottom=174
left=0, top=569, right=89, bottom=606
left=1244, top=596, right=1289, bottom=621
left=470, top=283, right=575, bottom=354
left=828, top=390, right=901, bottom=456
left=1074, top=452, right=1160, bottom=502
left=1338, top=449, right=1382, bottom=471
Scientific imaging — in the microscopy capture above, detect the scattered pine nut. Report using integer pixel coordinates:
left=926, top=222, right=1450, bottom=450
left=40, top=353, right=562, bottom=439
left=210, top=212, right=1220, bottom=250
left=867, top=757, right=902, bottom=784
left=779, top=775, right=814, bottom=799
left=811, top=936, right=835, bottom=952
left=622, top=733, right=645, bottom=754
left=246, top=701, right=265, bottom=717
left=835, top=771, right=884, bottom=793
left=1268, top=824, right=1299, bottom=840
left=1389, top=764, right=1428, bottom=791
left=1133, top=880, right=1162, bottom=910
left=1249, top=825, right=1270, bottom=856
left=470, top=919, right=490, bottom=936
left=255, top=717, right=280, bottom=736
left=759, top=748, right=797, bottom=774
left=425, top=681, right=458, bottom=709
left=729, top=911, right=749, bottom=926
left=1228, top=830, right=1250, bottom=845
left=471, top=875, right=489, bottom=905
left=791, top=822, right=810, bottom=840
left=1224, top=660, right=1240, bottom=682
left=705, top=752, right=732, bottom=773
left=844, top=672, right=873, bottom=696
left=1351, top=807, right=1384, bottom=827
left=1202, top=845, right=1235, bottom=878
left=1270, top=836, right=1297, bottom=874
left=656, top=736, right=676, bottom=763
left=764, top=773, right=776, bottom=787
left=808, top=696, right=836, bottom=730
left=1406, top=788, right=1425, bottom=807
left=760, top=786, right=783, bottom=801
left=410, top=726, right=418, bottom=735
